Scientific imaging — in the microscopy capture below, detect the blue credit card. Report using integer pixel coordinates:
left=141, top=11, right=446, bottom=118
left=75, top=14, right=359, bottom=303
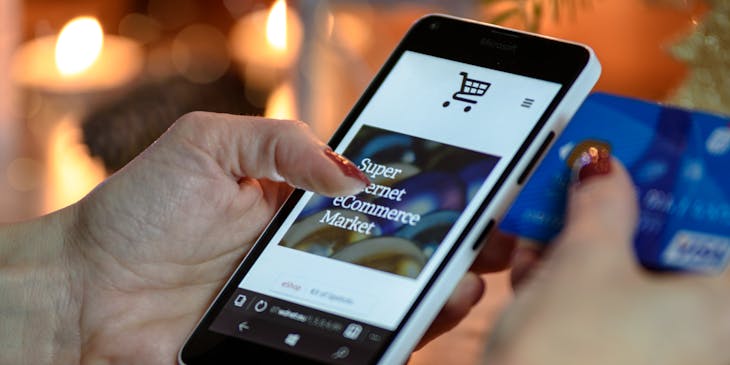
left=501, top=93, right=730, bottom=273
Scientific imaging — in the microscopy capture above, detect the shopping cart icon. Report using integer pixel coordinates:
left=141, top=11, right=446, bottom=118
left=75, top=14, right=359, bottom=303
left=442, top=72, right=490, bottom=112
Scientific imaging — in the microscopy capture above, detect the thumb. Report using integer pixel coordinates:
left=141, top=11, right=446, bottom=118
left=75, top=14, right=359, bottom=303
left=555, top=149, right=639, bottom=264
left=511, top=155, right=639, bottom=287
left=172, top=112, right=369, bottom=197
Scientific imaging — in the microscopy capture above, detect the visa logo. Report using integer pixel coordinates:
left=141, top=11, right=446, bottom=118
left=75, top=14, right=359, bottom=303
left=663, top=230, right=730, bottom=272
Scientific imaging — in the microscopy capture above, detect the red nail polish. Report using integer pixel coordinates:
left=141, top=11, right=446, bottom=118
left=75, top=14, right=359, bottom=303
left=574, top=146, right=612, bottom=183
left=323, top=147, right=370, bottom=186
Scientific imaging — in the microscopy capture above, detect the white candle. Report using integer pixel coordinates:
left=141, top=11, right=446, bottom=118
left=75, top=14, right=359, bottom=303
left=11, top=16, right=143, bottom=94
left=9, top=16, right=141, bottom=214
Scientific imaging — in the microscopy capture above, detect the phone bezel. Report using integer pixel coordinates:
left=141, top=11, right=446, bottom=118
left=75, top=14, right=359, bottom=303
left=180, top=14, right=591, bottom=364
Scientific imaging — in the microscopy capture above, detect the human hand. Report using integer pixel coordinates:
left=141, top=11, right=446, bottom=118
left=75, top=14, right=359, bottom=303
left=67, top=112, right=371, bottom=363
left=484, top=154, right=730, bottom=365
left=3, top=112, right=514, bottom=364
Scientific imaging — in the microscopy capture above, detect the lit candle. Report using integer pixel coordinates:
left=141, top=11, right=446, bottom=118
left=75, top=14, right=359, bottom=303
left=229, top=0, right=303, bottom=89
left=9, top=16, right=141, bottom=213
left=11, top=16, right=143, bottom=94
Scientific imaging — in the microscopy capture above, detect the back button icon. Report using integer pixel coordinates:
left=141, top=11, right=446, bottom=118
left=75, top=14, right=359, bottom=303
left=237, top=321, right=251, bottom=332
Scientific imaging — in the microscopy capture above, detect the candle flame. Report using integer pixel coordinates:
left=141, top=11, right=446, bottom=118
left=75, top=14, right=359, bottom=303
left=55, top=16, right=104, bottom=76
left=266, top=0, right=287, bottom=51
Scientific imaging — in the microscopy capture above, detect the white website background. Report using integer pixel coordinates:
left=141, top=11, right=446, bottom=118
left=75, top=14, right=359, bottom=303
left=239, top=51, right=561, bottom=329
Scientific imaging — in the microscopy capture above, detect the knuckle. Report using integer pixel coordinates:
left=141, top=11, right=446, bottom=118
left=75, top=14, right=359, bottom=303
left=270, top=119, right=315, bottom=145
left=272, top=118, right=310, bottom=132
left=291, top=119, right=309, bottom=130
left=173, top=111, right=212, bottom=135
left=177, top=111, right=210, bottom=126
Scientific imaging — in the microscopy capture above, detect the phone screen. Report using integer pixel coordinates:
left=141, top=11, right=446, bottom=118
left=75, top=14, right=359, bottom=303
left=205, top=50, right=561, bottom=363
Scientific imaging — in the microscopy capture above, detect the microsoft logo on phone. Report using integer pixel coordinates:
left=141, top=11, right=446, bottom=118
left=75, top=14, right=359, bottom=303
left=442, top=71, right=490, bottom=112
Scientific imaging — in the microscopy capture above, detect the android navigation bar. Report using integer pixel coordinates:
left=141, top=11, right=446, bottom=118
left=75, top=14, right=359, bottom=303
left=209, top=289, right=391, bottom=364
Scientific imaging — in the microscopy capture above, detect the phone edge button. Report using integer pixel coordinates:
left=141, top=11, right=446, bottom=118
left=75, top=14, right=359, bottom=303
left=471, top=219, right=496, bottom=251
left=517, top=131, right=556, bottom=185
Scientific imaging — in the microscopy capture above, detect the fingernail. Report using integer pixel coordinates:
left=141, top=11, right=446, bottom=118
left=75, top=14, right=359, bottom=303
left=323, top=147, right=370, bottom=187
left=571, top=145, right=612, bottom=184
left=269, top=171, right=286, bottom=182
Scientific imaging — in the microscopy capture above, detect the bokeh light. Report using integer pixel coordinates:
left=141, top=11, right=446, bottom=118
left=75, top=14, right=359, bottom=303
left=55, top=17, right=104, bottom=76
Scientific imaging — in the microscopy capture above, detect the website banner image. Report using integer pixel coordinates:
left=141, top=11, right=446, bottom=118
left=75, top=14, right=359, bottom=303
left=279, top=125, right=500, bottom=278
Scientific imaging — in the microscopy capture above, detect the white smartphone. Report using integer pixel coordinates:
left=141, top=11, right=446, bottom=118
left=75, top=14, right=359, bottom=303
left=180, top=14, right=600, bottom=365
